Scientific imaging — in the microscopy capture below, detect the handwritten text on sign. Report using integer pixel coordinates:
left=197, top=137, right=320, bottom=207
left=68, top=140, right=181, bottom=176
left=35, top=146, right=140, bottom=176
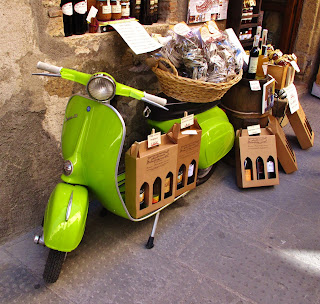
left=148, top=132, right=161, bottom=148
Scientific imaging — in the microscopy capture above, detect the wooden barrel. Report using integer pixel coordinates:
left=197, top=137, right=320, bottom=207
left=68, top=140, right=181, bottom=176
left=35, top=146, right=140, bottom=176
left=220, top=77, right=271, bottom=130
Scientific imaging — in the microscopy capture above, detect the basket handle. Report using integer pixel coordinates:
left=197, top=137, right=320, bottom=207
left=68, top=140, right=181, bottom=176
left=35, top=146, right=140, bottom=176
left=155, top=58, right=179, bottom=77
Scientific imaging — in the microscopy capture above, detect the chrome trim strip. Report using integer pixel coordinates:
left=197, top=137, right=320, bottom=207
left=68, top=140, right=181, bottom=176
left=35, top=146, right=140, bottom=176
left=66, top=191, right=73, bottom=222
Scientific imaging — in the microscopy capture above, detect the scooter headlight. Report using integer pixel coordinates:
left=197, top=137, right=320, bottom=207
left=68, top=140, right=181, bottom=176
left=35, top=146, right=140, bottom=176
left=86, top=74, right=116, bottom=102
left=63, top=160, right=73, bottom=176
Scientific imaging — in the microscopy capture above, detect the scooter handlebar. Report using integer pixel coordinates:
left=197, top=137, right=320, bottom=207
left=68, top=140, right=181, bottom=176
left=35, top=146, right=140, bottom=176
left=144, top=92, right=167, bottom=106
left=37, top=61, right=62, bottom=75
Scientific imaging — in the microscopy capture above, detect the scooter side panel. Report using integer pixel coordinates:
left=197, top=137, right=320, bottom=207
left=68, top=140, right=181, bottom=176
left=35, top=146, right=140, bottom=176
left=60, top=95, right=129, bottom=219
left=43, top=183, right=89, bottom=252
left=148, top=106, right=235, bottom=169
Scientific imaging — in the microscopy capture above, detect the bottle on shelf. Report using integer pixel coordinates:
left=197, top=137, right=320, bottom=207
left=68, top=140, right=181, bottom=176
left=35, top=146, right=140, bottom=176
left=187, top=160, right=196, bottom=185
left=111, top=0, right=122, bottom=20
left=139, top=0, right=152, bottom=25
left=261, top=29, right=268, bottom=46
left=61, top=0, right=74, bottom=37
left=164, top=172, right=173, bottom=199
left=256, top=156, right=265, bottom=180
left=256, top=45, right=269, bottom=79
left=244, top=157, right=253, bottom=181
left=130, top=0, right=141, bottom=20
left=153, top=0, right=158, bottom=22
left=177, top=165, right=185, bottom=190
left=87, top=0, right=97, bottom=12
left=152, top=177, right=161, bottom=204
left=247, top=34, right=260, bottom=79
left=256, top=25, right=262, bottom=39
left=121, top=0, right=130, bottom=18
left=96, top=0, right=112, bottom=21
left=267, top=156, right=276, bottom=179
left=139, top=183, right=148, bottom=210
left=73, top=0, right=88, bottom=35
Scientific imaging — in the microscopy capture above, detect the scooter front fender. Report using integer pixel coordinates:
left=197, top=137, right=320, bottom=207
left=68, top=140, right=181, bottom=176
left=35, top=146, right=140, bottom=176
left=43, top=183, right=89, bottom=252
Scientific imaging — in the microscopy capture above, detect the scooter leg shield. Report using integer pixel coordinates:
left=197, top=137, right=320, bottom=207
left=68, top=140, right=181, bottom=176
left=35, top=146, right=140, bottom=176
left=43, top=183, right=89, bottom=252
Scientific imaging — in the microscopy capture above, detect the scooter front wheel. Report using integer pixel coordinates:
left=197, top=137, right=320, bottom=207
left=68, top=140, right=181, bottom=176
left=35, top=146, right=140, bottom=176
left=43, top=249, right=67, bottom=283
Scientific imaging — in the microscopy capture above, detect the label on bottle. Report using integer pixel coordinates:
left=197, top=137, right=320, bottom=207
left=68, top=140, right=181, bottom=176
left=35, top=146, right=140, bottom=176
left=139, top=189, right=145, bottom=202
left=164, top=177, right=171, bottom=193
left=74, top=1, right=87, bottom=14
left=62, top=2, right=73, bottom=16
left=112, top=2, right=121, bottom=13
left=152, top=194, right=159, bottom=204
left=177, top=171, right=183, bottom=185
left=188, top=164, right=194, bottom=177
left=102, top=5, right=112, bottom=14
left=262, top=63, right=268, bottom=75
left=267, top=161, right=275, bottom=172
left=136, top=0, right=141, bottom=4
left=248, top=57, right=258, bottom=74
left=121, top=5, right=130, bottom=16
left=245, top=169, right=252, bottom=181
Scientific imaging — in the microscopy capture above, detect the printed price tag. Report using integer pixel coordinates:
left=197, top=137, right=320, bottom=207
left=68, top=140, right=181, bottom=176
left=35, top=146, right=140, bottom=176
left=290, top=61, right=300, bottom=72
left=247, top=124, right=261, bottom=136
left=181, top=130, right=198, bottom=135
left=249, top=80, right=261, bottom=91
left=284, top=84, right=300, bottom=114
left=181, top=114, right=194, bottom=129
left=148, top=132, right=161, bottom=148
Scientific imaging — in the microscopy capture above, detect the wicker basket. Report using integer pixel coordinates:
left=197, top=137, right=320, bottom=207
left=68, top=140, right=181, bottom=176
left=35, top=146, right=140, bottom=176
left=152, top=58, right=243, bottom=103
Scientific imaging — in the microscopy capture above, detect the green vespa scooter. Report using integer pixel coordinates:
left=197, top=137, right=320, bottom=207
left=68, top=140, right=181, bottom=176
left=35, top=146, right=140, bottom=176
left=33, top=62, right=234, bottom=283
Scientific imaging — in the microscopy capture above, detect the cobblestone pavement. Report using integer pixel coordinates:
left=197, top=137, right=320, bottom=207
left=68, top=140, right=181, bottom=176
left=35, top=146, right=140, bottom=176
left=1, top=93, right=319, bottom=304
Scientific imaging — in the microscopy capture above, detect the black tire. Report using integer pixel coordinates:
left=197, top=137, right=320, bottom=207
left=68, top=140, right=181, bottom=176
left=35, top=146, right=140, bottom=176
left=196, top=164, right=217, bottom=186
left=43, top=249, right=67, bottom=283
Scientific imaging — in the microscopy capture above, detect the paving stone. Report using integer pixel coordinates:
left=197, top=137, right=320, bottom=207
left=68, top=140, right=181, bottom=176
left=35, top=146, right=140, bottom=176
left=177, top=221, right=320, bottom=304
left=0, top=248, right=70, bottom=304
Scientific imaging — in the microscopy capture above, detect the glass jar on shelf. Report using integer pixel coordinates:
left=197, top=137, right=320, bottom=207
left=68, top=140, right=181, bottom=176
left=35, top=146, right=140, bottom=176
left=96, top=0, right=112, bottom=21
left=111, top=0, right=122, bottom=19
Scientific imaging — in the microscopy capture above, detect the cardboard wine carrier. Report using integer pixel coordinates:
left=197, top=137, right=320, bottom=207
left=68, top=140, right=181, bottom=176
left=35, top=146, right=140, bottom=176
left=267, top=115, right=298, bottom=174
left=286, top=102, right=314, bottom=150
left=235, top=128, right=279, bottom=188
left=125, top=133, right=178, bottom=219
left=167, top=119, right=202, bottom=197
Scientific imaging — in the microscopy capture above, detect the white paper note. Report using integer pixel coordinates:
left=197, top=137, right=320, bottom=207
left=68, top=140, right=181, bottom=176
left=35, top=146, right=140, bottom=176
left=111, top=21, right=163, bottom=55
left=249, top=80, right=261, bottom=91
left=284, top=83, right=300, bottom=114
left=247, top=124, right=261, bottom=136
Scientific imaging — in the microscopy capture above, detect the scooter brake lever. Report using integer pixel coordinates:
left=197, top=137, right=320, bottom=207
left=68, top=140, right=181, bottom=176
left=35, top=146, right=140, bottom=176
left=32, top=73, right=61, bottom=77
left=141, top=97, right=169, bottom=111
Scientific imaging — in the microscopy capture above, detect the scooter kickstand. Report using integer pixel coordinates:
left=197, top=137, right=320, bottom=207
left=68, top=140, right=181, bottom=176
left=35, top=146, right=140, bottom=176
left=146, top=212, right=160, bottom=249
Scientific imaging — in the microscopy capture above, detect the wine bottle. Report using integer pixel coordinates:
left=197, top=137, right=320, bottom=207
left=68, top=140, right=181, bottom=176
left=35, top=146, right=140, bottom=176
left=164, top=172, right=173, bottom=199
left=73, top=0, right=88, bottom=35
left=177, top=165, right=185, bottom=190
left=153, top=0, right=158, bottom=23
left=152, top=178, right=161, bottom=204
left=267, top=156, right=276, bottom=179
left=244, top=157, right=253, bottom=181
left=139, top=183, right=148, bottom=210
left=247, top=34, right=260, bottom=79
left=139, top=0, right=152, bottom=25
left=256, top=45, right=268, bottom=79
left=261, top=29, right=268, bottom=46
left=187, top=160, right=196, bottom=185
left=61, top=0, right=74, bottom=37
left=256, top=156, right=265, bottom=180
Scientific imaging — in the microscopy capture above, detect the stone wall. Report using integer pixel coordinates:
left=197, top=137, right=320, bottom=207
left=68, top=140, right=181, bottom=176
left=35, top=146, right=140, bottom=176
left=294, top=0, right=320, bottom=86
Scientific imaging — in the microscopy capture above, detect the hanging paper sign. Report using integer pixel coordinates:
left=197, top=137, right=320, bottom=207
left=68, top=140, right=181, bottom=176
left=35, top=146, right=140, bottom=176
left=290, top=61, right=300, bottom=72
left=247, top=124, right=261, bottom=136
left=181, top=114, right=194, bottom=129
left=86, top=6, right=98, bottom=22
left=285, top=84, right=300, bottom=114
left=148, top=131, right=161, bottom=148
left=249, top=80, right=261, bottom=91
